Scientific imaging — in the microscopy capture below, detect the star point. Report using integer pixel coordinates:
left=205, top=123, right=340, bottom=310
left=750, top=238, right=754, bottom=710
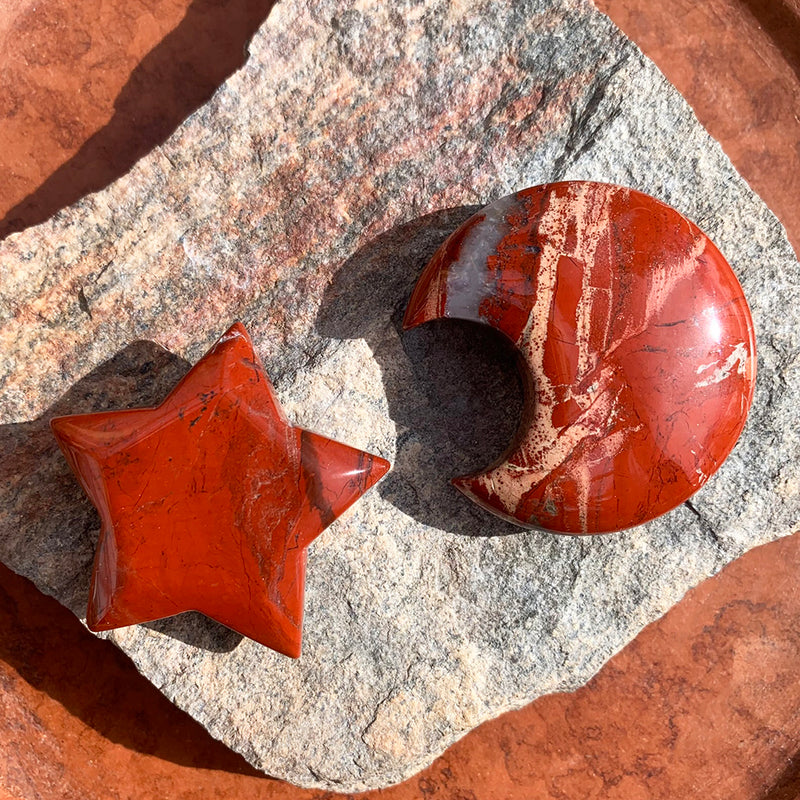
left=51, top=323, right=390, bottom=658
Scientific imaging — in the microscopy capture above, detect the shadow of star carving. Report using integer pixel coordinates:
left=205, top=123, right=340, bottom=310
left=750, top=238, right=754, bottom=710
left=51, top=322, right=390, bottom=657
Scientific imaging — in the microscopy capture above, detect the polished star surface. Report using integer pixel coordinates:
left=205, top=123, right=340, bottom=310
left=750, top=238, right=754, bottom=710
left=51, top=322, right=390, bottom=657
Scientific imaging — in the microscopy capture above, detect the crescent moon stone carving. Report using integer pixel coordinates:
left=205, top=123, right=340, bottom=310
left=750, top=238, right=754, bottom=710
left=404, top=181, right=757, bottom=534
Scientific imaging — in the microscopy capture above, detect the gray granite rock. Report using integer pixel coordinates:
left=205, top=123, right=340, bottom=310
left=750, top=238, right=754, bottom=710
left=1, top=0, right=799, bottom=791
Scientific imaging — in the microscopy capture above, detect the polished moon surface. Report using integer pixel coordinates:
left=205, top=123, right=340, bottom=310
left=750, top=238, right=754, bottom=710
left=404, top=181, right=757, bottom=534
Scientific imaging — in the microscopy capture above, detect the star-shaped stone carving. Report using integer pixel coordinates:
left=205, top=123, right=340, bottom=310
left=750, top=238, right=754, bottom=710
left=51, top=322, right=390, bottom=657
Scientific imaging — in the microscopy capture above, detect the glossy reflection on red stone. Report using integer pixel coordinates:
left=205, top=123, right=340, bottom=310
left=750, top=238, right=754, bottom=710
left=405, top=181, right=756, bottom=534
left=50, top=322, right=390, bottom=657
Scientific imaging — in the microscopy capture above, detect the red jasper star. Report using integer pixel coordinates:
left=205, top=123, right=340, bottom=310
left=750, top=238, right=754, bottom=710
left=51, top=322, right=390, bottom=657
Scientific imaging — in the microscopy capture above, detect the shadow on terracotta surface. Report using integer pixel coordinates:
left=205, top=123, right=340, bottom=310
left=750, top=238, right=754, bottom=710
left=764, top=759, right=800, bottom=800
left=738, top=0, right=800, bottom=80
left=0, top=563, right=262, bottom=776
left=317, top=206, right=530, bottom=537
left=0, top=342, right=246, bottom=656
left=0, top=0, right=277, bottom=241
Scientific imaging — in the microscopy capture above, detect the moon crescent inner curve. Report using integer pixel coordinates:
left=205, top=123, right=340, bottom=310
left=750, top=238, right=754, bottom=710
left=403, top=181, right=757, bottom=534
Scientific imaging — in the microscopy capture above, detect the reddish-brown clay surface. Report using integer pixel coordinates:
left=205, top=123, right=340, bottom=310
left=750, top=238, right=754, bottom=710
left=3, top=534, right=800, bottom=799
left=50, top=322, right=388, bottom=657
left=405, top=182, right=757, bottom=533
left=2, top=0, right=800, bottom=798
left=594, top=0, right=800, bottom=256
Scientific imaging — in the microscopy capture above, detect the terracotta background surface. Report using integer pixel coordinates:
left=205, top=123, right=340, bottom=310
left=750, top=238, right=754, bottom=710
left=1, top=0, right=799, bottom=798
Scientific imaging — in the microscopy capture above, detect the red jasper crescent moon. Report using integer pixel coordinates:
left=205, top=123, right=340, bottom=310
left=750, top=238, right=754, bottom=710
left=403, top=181, right=757, bottom=534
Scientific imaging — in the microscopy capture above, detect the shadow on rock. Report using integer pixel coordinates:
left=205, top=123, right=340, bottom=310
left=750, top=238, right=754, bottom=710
left=316, top=207, right=526, bottom=537
left=0, top=340, right=240, bottom=653
left=143, top=612, right=243, bottom=653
